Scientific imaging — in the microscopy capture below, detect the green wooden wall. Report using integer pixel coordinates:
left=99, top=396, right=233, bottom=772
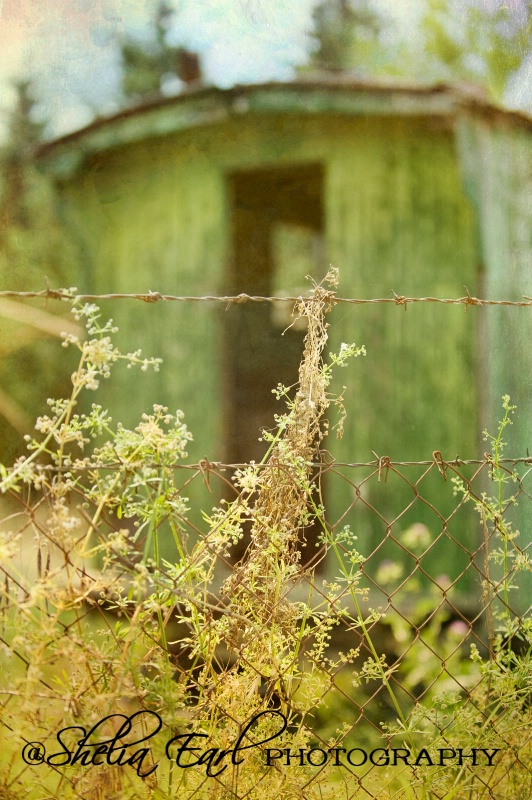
left=58, top=112, right=483, bottom=581
left=456, top=116, right=532, bottom=608
left=457, top=116, right=532, bottom=452
left=325, top=118, right=479, bottom=586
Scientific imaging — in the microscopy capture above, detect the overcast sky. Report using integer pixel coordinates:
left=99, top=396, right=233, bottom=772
left=0, top=0, right=529, bottom=139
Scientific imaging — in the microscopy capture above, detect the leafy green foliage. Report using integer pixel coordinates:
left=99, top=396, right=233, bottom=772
left=419, top=0, right=532, bottom=99
left=303, top=0, right=531, bottom=104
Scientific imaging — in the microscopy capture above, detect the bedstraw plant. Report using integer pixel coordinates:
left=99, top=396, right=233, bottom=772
left=0, top=271, right=369, bottom=799
left=0, top=273, right=530, bottom=800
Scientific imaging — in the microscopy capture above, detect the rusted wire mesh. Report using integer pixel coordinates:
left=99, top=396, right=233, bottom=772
left=1, top=453, right=530, bottom=799
left=0, top=285, right=530, bottom=799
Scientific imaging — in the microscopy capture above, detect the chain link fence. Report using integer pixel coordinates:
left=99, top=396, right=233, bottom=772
left=0, top=288, right=531, bottom=799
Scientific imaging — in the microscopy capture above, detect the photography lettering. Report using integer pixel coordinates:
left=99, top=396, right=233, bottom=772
left=22, top=710, right=500, bottom=778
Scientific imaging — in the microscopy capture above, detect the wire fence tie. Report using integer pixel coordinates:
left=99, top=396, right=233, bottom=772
left=432, top=451, right=447, bottom=480
left=373, top=454, right=390, bottom=482
left=199, top=458, right=214, bottom=491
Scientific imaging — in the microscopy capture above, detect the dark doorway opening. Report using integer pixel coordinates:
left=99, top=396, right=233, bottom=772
left=224, top=163, right=325, bottom=565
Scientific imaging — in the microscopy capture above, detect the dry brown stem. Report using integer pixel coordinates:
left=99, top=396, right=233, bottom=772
left=222, top=270, right=337, bottom=635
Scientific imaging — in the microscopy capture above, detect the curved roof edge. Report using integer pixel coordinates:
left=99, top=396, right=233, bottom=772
left=36, top=77, right=532, bottom=178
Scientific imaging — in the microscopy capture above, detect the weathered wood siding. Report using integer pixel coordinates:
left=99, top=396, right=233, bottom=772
left=61, top=137, right=226, bottom=461
left=457, top=116, right=532, bottom=452
left=325, top=118, right=479, bottom=580
left=457, top=117, right=532, bottom=604
left=58, top=112, right=481, bottom=578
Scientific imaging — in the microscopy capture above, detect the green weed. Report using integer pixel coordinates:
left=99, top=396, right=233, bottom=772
left=0, top=276, right=530, bottom=799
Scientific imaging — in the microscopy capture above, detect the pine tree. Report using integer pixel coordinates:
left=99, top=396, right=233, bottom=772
left=0, top=80, right=74, bottom=455
left=307, top=0, right=384, bottom=74
left=0, top=80, right=45, bottom=235
left=120, top=1, right=201, bottom=103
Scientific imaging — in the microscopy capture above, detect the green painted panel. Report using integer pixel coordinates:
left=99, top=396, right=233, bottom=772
left=325, top=120, right=479, bottom=584
left=59, top=136, right=227, bottom=549
left=456, top=119, right=532, bottom=608
left=56, top=112, right=487, bottom=582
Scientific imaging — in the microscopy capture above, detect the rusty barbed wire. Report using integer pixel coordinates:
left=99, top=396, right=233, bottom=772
left=5, top=455, right=531, bottom=474
left=1, top=287, right=532, bottom=308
